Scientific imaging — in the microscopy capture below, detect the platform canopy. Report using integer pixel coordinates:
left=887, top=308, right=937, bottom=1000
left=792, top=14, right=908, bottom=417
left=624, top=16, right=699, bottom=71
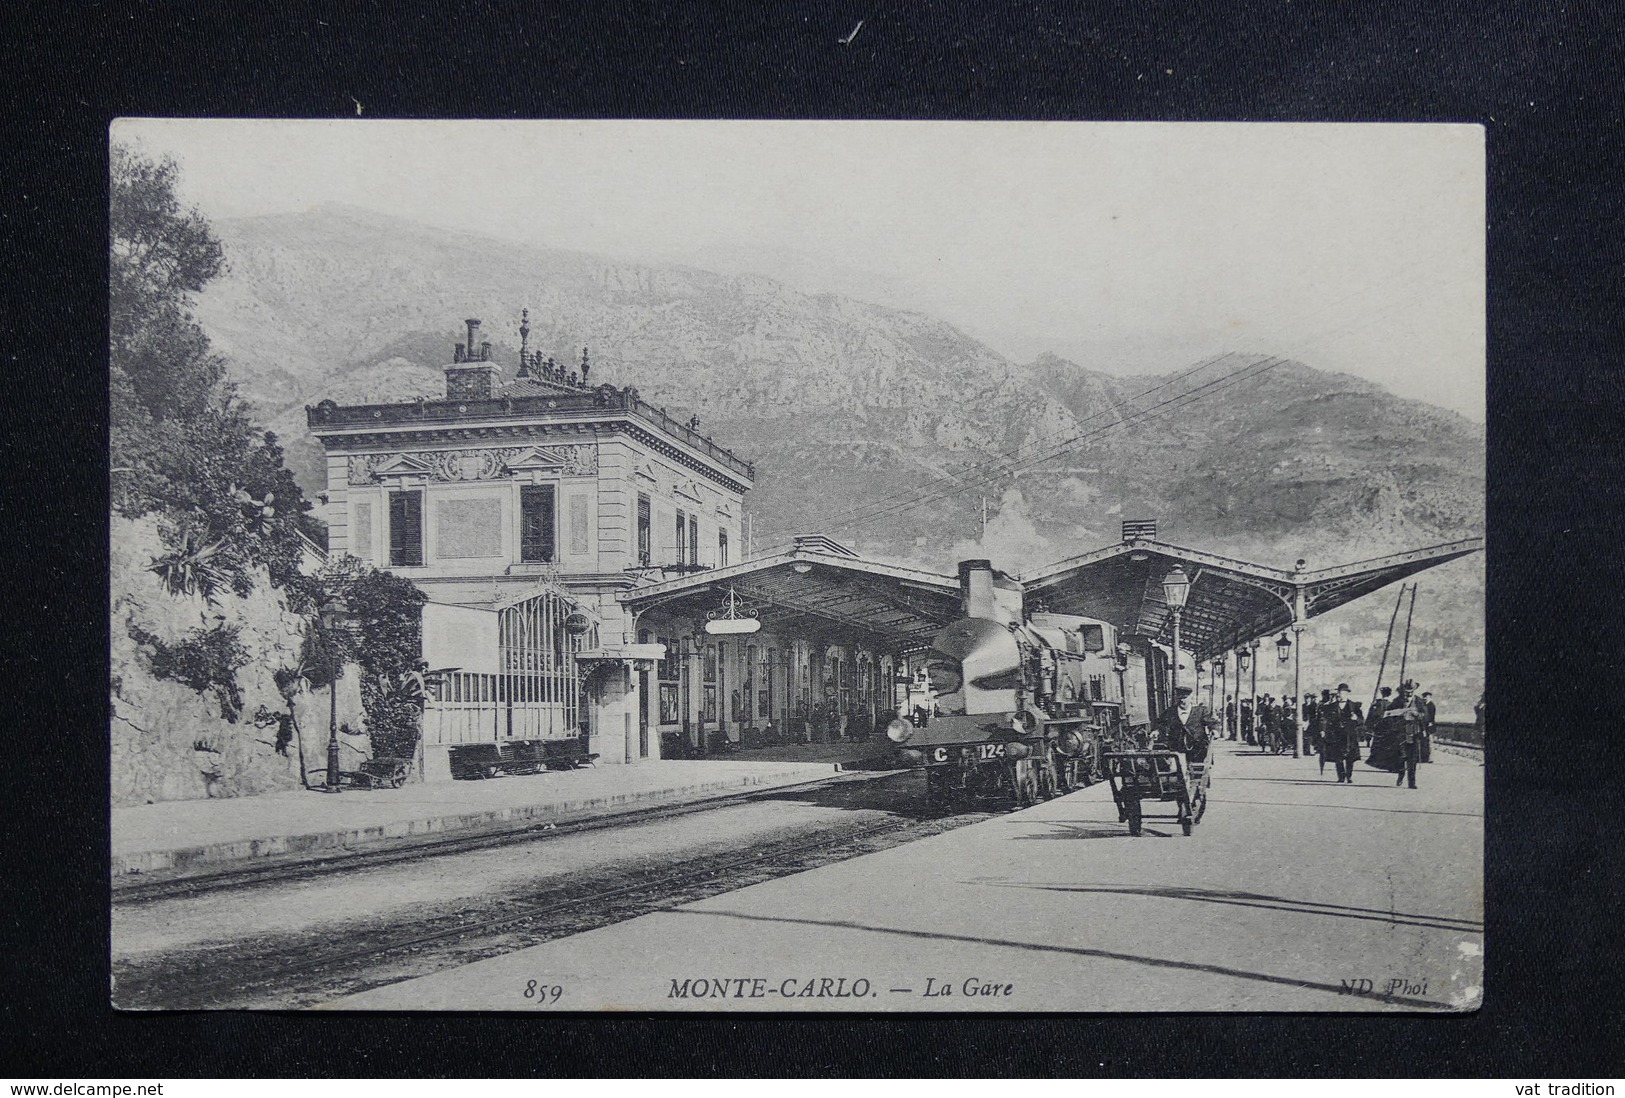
left=619, top=548, right=964, bottom=650
left=1020, top=537, right=1483, bottom=661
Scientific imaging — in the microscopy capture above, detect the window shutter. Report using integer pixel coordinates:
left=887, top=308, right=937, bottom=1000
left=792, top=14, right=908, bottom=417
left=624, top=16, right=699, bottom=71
left=389, top=491, right=423, bottom=566
left=637, top=494, right=652, bottom=566
left=520, top=485, right=557, bottom=563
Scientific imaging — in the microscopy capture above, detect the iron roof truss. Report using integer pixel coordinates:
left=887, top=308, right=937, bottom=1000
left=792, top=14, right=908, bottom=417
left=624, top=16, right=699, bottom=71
left=1021, top=537, right=1482, bottom=661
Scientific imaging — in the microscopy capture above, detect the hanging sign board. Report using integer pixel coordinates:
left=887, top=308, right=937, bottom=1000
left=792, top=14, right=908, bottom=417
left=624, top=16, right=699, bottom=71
left=705, top=617, right=762, bottom=635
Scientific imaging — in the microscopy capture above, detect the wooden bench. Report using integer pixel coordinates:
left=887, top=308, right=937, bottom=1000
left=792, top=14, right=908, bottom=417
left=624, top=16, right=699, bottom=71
left=447, top=737, right=598, bottom=779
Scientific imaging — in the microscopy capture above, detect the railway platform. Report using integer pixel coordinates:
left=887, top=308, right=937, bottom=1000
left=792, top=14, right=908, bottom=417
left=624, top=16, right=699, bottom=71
left=112, top=759, right=841, bottom=880
left=326, top=739, right=1484, bottom=1013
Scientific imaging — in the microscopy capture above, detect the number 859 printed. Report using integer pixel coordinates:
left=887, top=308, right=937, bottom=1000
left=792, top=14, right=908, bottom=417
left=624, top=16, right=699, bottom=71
left=523, top=980, right=564, bottom=1004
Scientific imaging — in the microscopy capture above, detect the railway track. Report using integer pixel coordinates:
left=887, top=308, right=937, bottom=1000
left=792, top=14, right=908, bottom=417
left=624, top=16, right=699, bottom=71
left=112, top=769, right=905, bottom=904
left=111, top=775, right=1009, bottom=1009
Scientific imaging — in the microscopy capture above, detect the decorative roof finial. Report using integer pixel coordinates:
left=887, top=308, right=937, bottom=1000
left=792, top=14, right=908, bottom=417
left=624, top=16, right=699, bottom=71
left=580, top=346, right=591, bottom=385
left=519, top=309, right=530, bottom=355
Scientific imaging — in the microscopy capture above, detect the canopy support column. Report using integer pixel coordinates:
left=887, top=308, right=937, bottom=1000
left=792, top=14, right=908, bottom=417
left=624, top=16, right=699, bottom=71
left=1233, top=650, right=1243, bottom=741
left=1292, top=585, right=1307, bottom=759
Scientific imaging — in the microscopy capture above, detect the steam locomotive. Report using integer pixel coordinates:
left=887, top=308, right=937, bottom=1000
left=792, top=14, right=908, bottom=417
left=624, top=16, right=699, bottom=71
left=886, top=559, right=1179, bottom=808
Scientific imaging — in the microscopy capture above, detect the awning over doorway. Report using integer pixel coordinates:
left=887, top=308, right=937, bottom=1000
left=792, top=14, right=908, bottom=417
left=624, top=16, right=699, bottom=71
left=619, top=550, right=963, bottom=650
left=575, top=642, right=669, bottom=665
left=1020, top=537, right=1483, bottom=660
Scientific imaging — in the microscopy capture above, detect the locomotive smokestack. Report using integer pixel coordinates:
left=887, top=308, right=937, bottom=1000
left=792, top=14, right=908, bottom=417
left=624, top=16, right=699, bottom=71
left=958, top=559, right=1023, bottom=626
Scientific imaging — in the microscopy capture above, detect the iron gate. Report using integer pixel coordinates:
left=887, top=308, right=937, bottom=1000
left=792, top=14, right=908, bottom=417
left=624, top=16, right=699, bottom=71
left=423, top=585, right=595, bottom=746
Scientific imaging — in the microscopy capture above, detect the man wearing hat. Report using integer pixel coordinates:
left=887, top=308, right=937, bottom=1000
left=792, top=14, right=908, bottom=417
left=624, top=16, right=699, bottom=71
left=1376, top=681, right=1426, bottom=789
left=1156, top=683, right=1215, bottom=763
left=1322, top=683, right=1364, bottom=782
left=1309, top=689, right=1332, bottom=772
left=1418, top=689, right=1437, bottom=763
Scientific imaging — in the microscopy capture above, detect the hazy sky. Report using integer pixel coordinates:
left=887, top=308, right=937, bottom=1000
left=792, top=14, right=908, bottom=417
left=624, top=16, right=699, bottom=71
left=116, top=119, right=1485, bottom=420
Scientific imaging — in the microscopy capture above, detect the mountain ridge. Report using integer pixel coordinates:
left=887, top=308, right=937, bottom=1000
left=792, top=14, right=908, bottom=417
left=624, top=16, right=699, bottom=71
left=193, top=204, right=1482, bottom=563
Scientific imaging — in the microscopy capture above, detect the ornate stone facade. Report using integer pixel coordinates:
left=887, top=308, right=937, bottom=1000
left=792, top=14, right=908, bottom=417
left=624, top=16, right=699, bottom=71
left=348, top=444, right=598, bottom=486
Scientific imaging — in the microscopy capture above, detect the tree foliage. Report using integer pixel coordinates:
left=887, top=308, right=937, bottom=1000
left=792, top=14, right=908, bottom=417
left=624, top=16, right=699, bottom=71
left=112, top=145, right=433, bottom=768
left=110, top=143, right=318, bottom=597
left=306, top=557, right=429, bottom=758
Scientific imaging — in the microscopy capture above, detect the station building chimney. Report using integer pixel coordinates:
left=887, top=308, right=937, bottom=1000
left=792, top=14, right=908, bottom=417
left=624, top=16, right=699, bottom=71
left=444, top=317, right=501, bottom=401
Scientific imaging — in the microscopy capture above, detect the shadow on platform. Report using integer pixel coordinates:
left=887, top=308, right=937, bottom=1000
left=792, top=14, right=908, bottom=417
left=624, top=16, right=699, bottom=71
left=978, top=882, right=1483, bottom=933
left=1212, top=797, right=1483, bottom=819
left=1009, top=822, right=1175, bottom=841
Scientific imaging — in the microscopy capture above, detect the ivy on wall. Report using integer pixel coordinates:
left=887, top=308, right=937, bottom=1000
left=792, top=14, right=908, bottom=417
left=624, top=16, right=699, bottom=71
left=309, top=557, right=430, bottom=760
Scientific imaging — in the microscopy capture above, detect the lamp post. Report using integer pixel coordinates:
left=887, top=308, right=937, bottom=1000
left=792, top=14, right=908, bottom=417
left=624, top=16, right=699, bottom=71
left=1161, top=567, right=1191, bottom=704
left=318, top=595, right=352, bottom=792
left=1276, top=631, right=1296, bottom=758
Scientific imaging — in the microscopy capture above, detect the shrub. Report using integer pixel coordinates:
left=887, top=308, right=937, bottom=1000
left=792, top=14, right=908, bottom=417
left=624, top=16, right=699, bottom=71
left=132, top=622, right=251, bottom=723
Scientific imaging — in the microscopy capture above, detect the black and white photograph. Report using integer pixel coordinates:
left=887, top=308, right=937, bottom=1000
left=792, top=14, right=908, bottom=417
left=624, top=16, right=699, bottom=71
left=107, top=119, right=1485, bottom=1014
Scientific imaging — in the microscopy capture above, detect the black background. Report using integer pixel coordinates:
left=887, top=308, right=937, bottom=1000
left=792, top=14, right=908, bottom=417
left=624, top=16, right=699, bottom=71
left=3, top=0, right=1622, bottom=1078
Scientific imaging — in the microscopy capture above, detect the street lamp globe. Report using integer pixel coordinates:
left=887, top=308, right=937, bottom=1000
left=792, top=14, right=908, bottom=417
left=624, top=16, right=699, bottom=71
left=1276, top=632, right=1292, bottom=663
left=1238, top=646, right=1251, bottom=671
left=1161, top=566, right=1191, bottom=611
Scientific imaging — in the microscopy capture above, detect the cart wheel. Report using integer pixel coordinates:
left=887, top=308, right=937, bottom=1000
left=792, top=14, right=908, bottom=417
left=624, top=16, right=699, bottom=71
left=1126, top=802, right=1142, bottom=835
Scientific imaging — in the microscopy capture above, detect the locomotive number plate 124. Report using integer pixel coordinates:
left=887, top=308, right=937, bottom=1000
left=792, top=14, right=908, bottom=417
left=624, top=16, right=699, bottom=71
left=931, top=743, right=1004, bottom=764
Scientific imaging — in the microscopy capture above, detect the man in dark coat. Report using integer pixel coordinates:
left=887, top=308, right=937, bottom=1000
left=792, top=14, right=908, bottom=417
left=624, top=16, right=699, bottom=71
left=1309, top=689, right=1331, bottom=771
left=1321, top=683, right=1364, bottom=782
left=1392, top=683, right=1425, bottom=788
left=1367, top=682, right=1424, bottom=787
left=1419, top=690, right=1438, bottom=762
left=1156, top=684, right=1215, bottom=763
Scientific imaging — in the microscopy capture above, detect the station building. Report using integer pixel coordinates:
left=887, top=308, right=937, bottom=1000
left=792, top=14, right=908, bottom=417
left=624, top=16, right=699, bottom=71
left=306, top=315, right=916, bottom=778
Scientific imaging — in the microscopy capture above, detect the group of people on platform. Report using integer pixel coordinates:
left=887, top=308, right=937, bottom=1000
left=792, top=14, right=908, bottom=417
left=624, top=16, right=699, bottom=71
left=1221, top=693, right=1305, bottom=753
left=1161, top=679, right=1443, bottom=789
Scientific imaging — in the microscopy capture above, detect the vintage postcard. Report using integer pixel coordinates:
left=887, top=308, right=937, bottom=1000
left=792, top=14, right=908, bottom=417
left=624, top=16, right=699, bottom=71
left=108, top=119, right=1484, bottom=1012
